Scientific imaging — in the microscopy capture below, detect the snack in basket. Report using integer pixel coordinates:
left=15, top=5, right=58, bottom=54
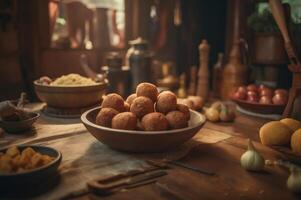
left=112, top=112, right=137, bottom=130
left=96, top=82, right=190, bottom=131
left=0, top=146, right=54, bottom=174
left=141, top=112, right=169, bottom=131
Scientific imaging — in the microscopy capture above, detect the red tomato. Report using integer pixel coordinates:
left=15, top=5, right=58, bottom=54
left=247, top=84, right=257, bottom=92
left=272, top=94, right=288, bottom=105
left=259, top=96, right=272, bottom=104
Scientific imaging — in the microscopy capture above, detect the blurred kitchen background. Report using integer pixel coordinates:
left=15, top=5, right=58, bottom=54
left=0, top=0, right=301, bottom=101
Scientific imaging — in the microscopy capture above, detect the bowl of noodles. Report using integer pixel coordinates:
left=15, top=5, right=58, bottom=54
left=34, top=74, right=107, bottom=108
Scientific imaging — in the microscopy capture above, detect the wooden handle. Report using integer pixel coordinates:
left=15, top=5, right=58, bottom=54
left=269, top=0, right=290, bottom=43
left=269, top=0, right=300, bottom=65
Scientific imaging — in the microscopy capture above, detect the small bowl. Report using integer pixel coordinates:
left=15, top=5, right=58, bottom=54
left=231, top=98, right=285, bottom=114
left=34, top=80, right=107, bottom=108
left=0, top=145, right=62, bottom=196
left=0, top=112, right=40, bottom=133
left=81, top=107, right=206, bottom=153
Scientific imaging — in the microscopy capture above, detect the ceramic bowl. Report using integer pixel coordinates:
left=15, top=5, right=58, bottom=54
left=81, top=107, right=206, bottom=153
left=0, top=112, right=40, bottom=133
left=0, top=145, right=62, bottom=196
left=34, top=80, right=107, bottom=108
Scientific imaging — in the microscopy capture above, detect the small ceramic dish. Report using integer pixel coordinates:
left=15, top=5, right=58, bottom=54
left=0, top=112, right=40, bottom=133
left=0, top=145, right=62, bottom=196
left=81, top=106, right=206, bottom=153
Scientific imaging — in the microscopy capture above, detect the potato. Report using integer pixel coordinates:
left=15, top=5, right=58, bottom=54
left=11, top=155, right=21, bottom=170
left=280, top=118, right=301, bottom=132
left=0, top=146, right=54, bottom=174
left=0, top=155, right=12, bottom=173
left=259, top=121, right=293, bottom=146
left=31, top=153, right=44, bottom=168
left=41, top=155, right=54, bottom=165
left=6, top=146, right=20, bottom=158
left=291, top=129, right=301, bottom=156
left=22, top=147, right=36, bottom=158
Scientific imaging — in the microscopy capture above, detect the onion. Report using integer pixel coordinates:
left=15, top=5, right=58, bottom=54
left=259, top=96, right=272, bottom=104
left=272, top=94, right=288, bottom=105
left=247, top=84, right=257, bottom=92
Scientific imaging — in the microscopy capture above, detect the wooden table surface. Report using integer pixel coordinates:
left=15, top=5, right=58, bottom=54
left=1, top=103, right=301, bottom=200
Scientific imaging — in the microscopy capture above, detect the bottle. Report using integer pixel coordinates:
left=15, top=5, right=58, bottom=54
left=196, top=39, right=210, bottom=101
left=101, top=52, right=130, bottom=97
left=212, top=53, right=224, bottom=97
left=221, top=40, right=248, bottom=100
left=127, top=37, right=153, bottom=91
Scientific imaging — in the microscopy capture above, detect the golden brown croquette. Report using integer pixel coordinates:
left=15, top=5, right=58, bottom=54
left=95, top=108, right=119, bottom=127
left=112, top=112, right=137, bottom=130
left=156, top=91, right=177, bottom=114
left=141, top=112, right=169, bottom=131
left=126, top=93, right=137, bottom=105
left=130, top=96, right=154, bottom=118
left=136, top=82, right=158, bottom=102
left=101, top=93, right=125, bottom=112
left=166, top=111, right=188, bottom=129
left=176, top=104, right=190, bottom=121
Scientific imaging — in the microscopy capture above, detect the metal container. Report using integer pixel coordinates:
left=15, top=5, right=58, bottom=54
left=101, top=52, right=130, bottom=97
left=127, top=37, right=153, bottom=91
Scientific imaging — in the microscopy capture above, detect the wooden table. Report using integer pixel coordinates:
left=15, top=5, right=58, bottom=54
left=1, top=103, right=300, bottom=200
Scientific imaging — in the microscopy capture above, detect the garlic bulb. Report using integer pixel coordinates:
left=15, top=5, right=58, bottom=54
left=240, top=139, right=265, bottom=171
left=287, top=167, right=301, bottom=193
